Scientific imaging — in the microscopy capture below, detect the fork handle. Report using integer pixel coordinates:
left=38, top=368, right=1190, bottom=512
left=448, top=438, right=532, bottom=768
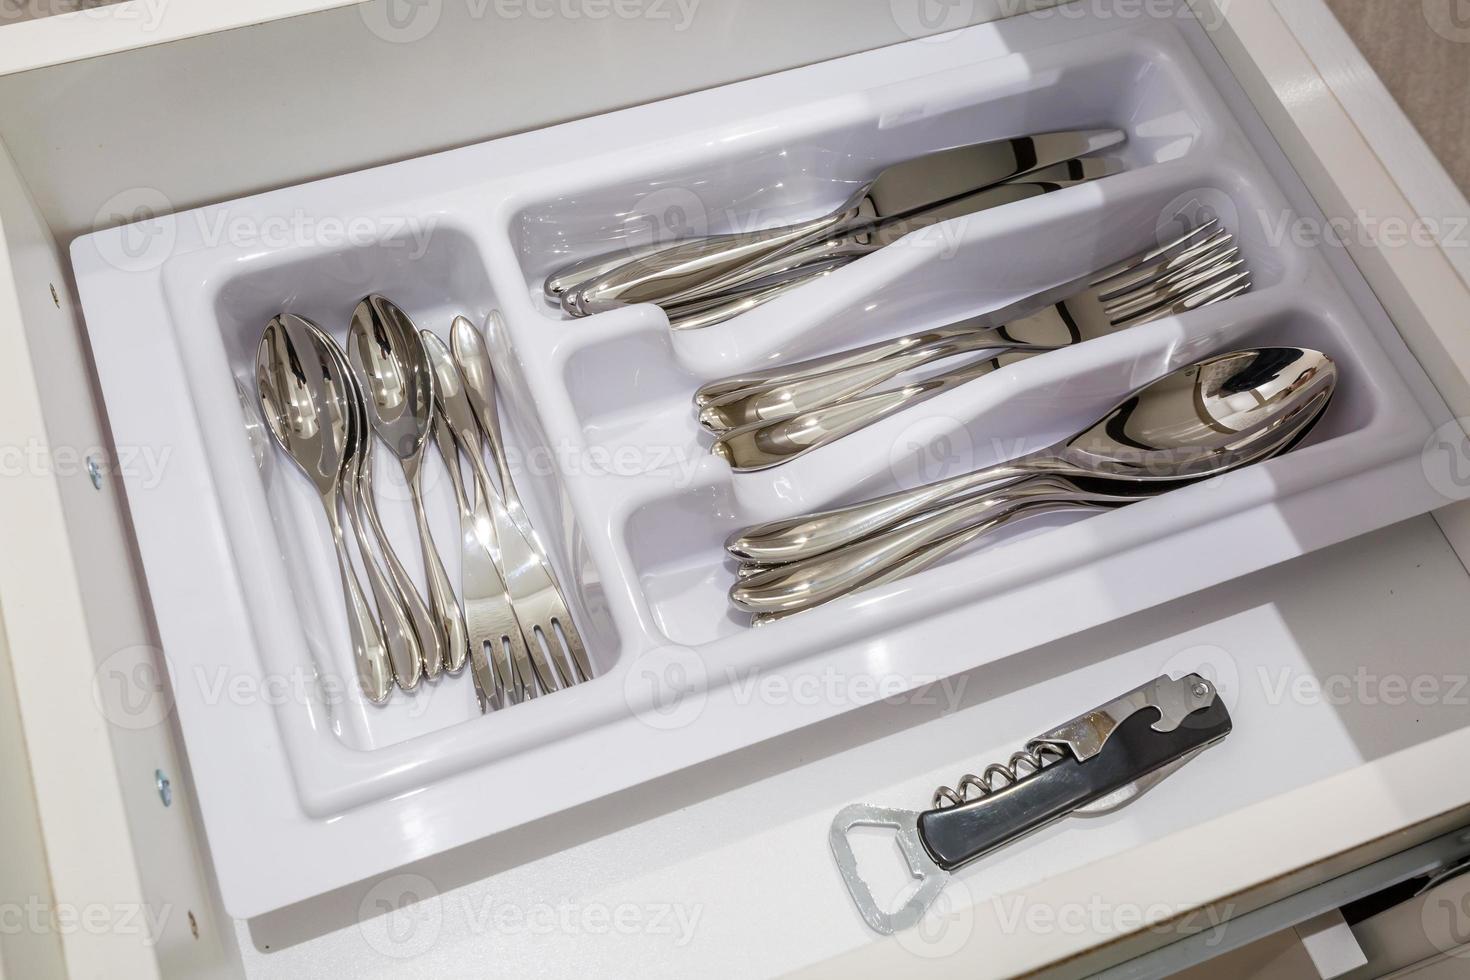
left=702, top=326, right=1059, bottom=433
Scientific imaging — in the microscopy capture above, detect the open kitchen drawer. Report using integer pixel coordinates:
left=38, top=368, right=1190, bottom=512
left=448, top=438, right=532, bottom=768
left=3, top=0, right=1470, bottom=977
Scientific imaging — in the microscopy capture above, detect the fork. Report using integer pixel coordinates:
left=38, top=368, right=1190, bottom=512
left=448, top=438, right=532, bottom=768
left=422, top=331, right=575, bottom=695
left=431, top=410, right=526, bottom=710
left=697, top=222, right=1244, bottom=432
left=452, top=315, right=593, bottom=687
left=707, top=225, right=1252, bottom=471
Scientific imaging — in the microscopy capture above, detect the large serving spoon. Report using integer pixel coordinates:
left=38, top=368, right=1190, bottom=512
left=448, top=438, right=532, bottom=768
left=732, top=386, right=1332, bottom=616
left=347, top=296, right=463, bottom=676
left=727, top=348, right=1338, bottom=565
left=256, top=314, right=394, bottom=703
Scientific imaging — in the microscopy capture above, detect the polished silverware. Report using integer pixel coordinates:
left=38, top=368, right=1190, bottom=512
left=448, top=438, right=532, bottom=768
left=554, top=129, right=1127, bottom=317
left=256, top=314, right=393, bottom=703
left=649, top=157, right=1126, bottom=329
left=658, top=156, right=1125, bottom=319
left=323, top=330, right=423, bottom=690
left=697, top=221, right=1242, bottom=431
left=348, top=296, right=462, bottom=677
left=350, top=377, right=442, bottom=688
left=734, top=384, right=1331, bottom=618
left=707, top=227, right=1251, bottom=471
left=452, top=314, right=593, bottom=685
left=662, top=257, right=855, bottom=332
left=422, top=331, right=568, bottom=694
left=430, top=404, right=527, bottom=710
left=728, top=348, right=1339, bottom=566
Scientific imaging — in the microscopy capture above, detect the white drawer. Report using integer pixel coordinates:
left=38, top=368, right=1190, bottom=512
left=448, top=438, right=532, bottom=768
left=1, top=1, right=1468, bottom=977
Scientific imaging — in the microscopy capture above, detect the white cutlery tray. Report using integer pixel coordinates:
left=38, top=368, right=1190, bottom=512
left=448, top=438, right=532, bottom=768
left=69, top=0, right=1468, bottom=918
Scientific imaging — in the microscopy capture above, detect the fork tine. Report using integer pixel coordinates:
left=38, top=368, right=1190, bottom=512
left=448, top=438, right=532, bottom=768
left=1121, top=271, right=1252, bottom=327
left=523, top=625, right=563, bottom=695
left=1097, top=233, right=1235, bottom=305
left=1093, top=228, right=1233, bottom=301
left=555, top=617, right=593, bottom=684
left=505, top=626, right=540, bottom=700
left=1105, top=256, right=1246, bottom=322
left=1087, top=219, right=1219, bottom=291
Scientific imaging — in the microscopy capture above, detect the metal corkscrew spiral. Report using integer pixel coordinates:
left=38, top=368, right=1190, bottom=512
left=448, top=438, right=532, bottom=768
left=931, top=743, right=1067, bottom=808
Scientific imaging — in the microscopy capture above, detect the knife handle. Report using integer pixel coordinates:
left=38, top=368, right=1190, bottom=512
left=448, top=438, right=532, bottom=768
left=564, top=207, right=856, bottom=314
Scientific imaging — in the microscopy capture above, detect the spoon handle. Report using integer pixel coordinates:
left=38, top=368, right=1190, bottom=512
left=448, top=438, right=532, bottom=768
left=344, top=485, right=422, bottom=691
left=727, top=463, right=1046, bottom=565
left=323, top=498, right=393, bottom=704
left=359, top=462, right=442, bottom=682
left=409, top=467, right=468, bottom=674
left=751, top=500, right=1108, bottom=625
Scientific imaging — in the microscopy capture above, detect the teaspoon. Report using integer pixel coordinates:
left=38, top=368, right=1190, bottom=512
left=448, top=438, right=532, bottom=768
left=347, top=296, right=463, bottom=676
left=256, top=314, right=394, bottom=703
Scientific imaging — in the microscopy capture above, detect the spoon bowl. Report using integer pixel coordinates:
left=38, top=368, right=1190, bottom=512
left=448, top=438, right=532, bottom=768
left=256, top=313, right=394, bottom=703
left=347, top=295, right=436, bottom=464
left=347, top=295, right=463, bottom=675
left=257, top=314, right=352, bottom=494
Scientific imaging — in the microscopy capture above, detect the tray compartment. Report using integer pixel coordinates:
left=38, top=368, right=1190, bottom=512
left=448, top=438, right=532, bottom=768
left=619, top=297, right=1385, bottom=648
left=183, top=225, right=624, bottom=750
left=511, top=26, right=1207, bottom=322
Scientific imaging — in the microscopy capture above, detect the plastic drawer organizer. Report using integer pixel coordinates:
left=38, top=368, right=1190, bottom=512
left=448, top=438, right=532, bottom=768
left=71, top=1, right=1468, bottom=917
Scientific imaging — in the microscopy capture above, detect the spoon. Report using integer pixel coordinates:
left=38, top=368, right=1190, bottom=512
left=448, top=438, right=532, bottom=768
left=347, top=295, right=463, bottom=676
left=256, top=314, right=393, bottom=704
left=732, top=387, right=1331, bottom=616
left=727, top=348, right=1338, bottom=565
left=320, top=326, right=423, bottom=691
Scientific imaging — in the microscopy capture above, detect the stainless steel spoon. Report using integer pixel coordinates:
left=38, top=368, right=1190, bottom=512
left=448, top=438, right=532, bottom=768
left=347, top=295, right=462, bottom=676
left=319, top=327, right=423, bottom=691
left=732, top=387, right=1331, bottom=616
left=727, top=348, right=1338, bottom=565
left=256, top=314, right=394, bottom=704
